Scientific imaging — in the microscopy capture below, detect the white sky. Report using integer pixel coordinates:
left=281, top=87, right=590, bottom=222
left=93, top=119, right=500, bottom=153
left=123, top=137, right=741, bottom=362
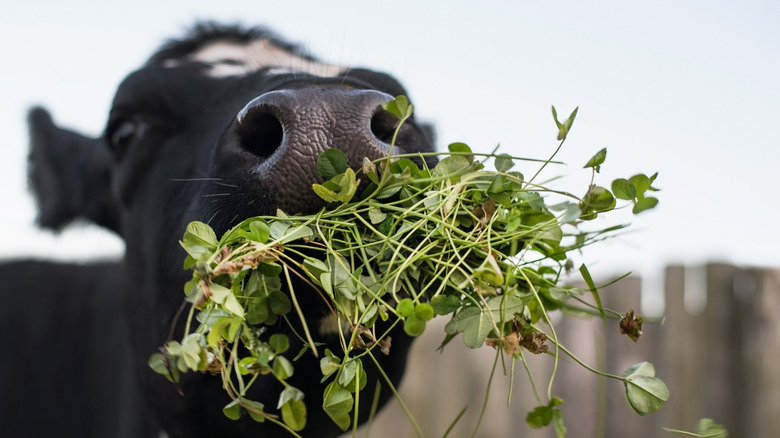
left=2, top=1, right=779, bottom=312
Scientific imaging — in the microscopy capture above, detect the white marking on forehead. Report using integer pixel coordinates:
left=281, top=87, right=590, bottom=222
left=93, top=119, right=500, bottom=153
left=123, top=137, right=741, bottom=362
left=168, top=38, right=345, bottom=78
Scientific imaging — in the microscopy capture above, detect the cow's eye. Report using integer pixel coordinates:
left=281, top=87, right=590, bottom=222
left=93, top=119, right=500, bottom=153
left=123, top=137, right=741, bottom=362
left=109, top=119, right=144, bottom=157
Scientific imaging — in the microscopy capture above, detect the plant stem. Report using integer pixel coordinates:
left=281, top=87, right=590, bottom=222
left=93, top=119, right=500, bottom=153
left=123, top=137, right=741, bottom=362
left=366, top=350, right=425, bottom=438
left=526, top=138, right=566, bottom=186
left=283, top=264, right=319, bottom=358
left=442, top=405, right=468, bottom=438
left=468, top=348, right=501, bottom=438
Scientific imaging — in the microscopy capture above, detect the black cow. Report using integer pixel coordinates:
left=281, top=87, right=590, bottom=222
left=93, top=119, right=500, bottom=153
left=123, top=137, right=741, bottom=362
left=0, top=23, right=435, bottom=438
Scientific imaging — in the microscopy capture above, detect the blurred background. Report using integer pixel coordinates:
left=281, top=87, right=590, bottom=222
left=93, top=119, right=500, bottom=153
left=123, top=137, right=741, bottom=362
left=1, top=1, right=778, bottom=436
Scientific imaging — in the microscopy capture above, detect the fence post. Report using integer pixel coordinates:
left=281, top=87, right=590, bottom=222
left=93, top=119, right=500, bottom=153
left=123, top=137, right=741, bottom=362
left=701, top=263, right=740, bottom=433
left=740, top=267, right=780, bottom=435
left=660, top=264, right=704, bottom=431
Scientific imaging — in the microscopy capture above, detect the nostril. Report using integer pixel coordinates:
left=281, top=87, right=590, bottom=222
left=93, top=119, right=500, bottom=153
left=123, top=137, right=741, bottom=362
left=237, top=104, right=284, bottom=158
left=370, top=106, right=400, bottom=145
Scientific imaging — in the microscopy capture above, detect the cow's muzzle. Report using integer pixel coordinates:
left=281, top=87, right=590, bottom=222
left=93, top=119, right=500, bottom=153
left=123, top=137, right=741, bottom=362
left=232, top=87, right=407, bottom=214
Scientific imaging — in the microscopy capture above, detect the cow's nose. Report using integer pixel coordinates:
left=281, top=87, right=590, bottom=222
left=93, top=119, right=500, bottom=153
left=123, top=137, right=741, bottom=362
left=232, top=87, right=402, bottom=214
left=236, top=87, right=397, bottom=163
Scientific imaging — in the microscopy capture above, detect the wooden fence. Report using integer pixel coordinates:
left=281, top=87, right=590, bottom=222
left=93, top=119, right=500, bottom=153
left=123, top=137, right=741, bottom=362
left=347, top=263, right=780, bottom=438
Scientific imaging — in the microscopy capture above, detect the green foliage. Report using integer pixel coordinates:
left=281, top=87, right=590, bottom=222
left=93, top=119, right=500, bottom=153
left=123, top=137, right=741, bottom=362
left=664, top=418, right=728, bottom=437
left=526, top=397, right=566, bottom=437
left=155, top=97, right=666, bottom=436
left=622, top=361, right=669, bottom=416
left=552, top=106, right=578, bottom=141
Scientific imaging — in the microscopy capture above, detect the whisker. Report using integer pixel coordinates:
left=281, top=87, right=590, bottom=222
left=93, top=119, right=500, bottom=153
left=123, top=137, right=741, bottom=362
left=202, top=193, right=232, bottom=198
left=206, top=209, right=221, bottom=225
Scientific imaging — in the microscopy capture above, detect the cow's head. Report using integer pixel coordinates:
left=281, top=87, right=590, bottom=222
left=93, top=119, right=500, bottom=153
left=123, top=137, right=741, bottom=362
left=29, top=23, right=435, bottom=437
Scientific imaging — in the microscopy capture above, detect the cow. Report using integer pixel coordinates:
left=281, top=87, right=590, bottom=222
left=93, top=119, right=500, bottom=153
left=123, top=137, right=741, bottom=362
left=0, top=22, right=436, bottom=438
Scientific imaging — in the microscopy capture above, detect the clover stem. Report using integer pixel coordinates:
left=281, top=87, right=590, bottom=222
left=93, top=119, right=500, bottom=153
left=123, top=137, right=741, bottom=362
left=468, top=347, right=501, bottom=438
left=366, top=350, right=424, bottom=438
left=526, top=138, right=566, bottom=186
left=283, top=264, right=319, bottom=358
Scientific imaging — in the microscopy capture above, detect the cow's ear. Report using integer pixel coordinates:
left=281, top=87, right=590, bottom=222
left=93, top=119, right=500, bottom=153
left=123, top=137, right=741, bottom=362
left=27, top=107, right=120, bottom=233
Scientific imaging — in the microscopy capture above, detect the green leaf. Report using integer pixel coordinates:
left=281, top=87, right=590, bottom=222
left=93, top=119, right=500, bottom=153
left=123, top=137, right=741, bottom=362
left=552, top=106, right=562, bottom=130
left=312, top=184, right=339, bottom=203
left=269, top=221, right=291, bottom=240
left=257, top=261, right=283, bottom=277
left=268, top=290, right=292, bottom=315
left=563, top=107, right=578, bottom=136
left=403, top=314, right=426, bottom=336
left=430, top=295, right=461, bottom=315
left=181, top=221, right=218, bottom=258
left=448, top=142, right=473, bottom=163
left=584, top=148, right=607, bottom=172
left=246, top=220, right=270, bottom=243
left=227, top=316, right=242, bottom=342
left=333, top=168, right=360, bottom=203
left=693, top=418, right=728, bottom=438
left=277, top=385, right=305, bottom=409
left=526, top=397, right=565, bottom=433
left=368, top=207, right=387, bottom=225
left=223, top=399, right=242, bottom=421
left=580, top=185, right=616, bottom=219
left=622, top=361, right=669, bottom=415
left=447, top=142, right=472, bottom=154
left=383, top=95, right=413, bottom=120
left=555, top=201, right=581, bottom=224
left=208, top=283, right=230, bottom=304
left=204, top=282, right=243, bottom=319
left=224, top=293, right=245, bottom=319
left=396, top=298, right=415, bottom=318
left=526, top=405, right=553, bottom=429
left=552, top=106, right=578, bottom=140
left=473, top=254, right=505, bottom=287
left=338, top=358, right=357, bottom=388
left=181, top=333, right=205, bottom=371
left=414, top=303, right=434, bottom=321
left=269, top=333, right=289, bottom=354
left=246, top=297, right=271, bottom=325
left=206, top=312, right=232, bottom=347
left=303, top=257, right=329, bottom=278
left=494, top=153, right=514, bottom=172
left=323, top=381, right=354, bottom=431
left=432, top=155, right=472, bottom=179
left=338, top=358, right=367, bottom=392
left=633, top=196, right=659, bottom=214
left=317, top=148, right=349, bottom=180
left=444, top=296, right=525, bottom=348
left=629, top=173, right=652, bottom=194
left=242, top=398, right=266, bottom=423
left=579, top=264, right=606, bottom=325
left=553, top=407, right=567, bottom=438
left=184, top=221, right=217, bottom=247
left=612, top=178, right=637, bottom=200
left=278, top=225, right=314, bottom=244
left=281, top=399, right=307, bottom=432
left=362, top=157, right=380, bottom=184
left=389, top=158, right=421, bottom=176
left=582, top=185, right=616, bottom=211
left=664, top=418, right=728, bottom=437
left=148, top=352, right=175, bottom=381
left=273, top=355, right=294, bottom=380
left=238, top=356, right=257, bottom=375
left=320, top=350, right=341, bottom=378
